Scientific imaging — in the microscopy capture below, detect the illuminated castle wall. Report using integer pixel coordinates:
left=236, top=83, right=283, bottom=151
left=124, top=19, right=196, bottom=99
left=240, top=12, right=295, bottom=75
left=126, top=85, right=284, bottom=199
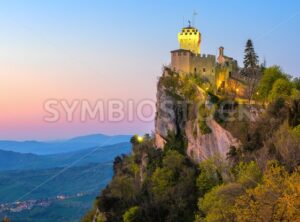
left=178, top=26, right=201, bottom=54
left=170, top=24, right=247, bottom=97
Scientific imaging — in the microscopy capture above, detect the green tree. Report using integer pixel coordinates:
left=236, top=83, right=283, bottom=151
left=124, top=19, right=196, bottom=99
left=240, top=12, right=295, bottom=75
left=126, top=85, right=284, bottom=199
left=293, top=124, right=300, bottom=138
left=289, top=99, right=300, bottom=127
left=199, top=183, right=244, bottom=222
left=151, top=150, right=185, bottom=198
left=273, top=122, right=300, bottom=170
left=197, top=161, right=262, bottom=222
left=162, top=150, right=184, bottom=172
left=196, top=159, right=222, bottom=196
left=243, top=39, right=258, bottom=69
left=123, top=206, right=140, bottom=222
left=242, top=39, right=261, bottom=103
left=151, top=167, right=174, bottom=198
left=233, top=161, right=262, bottom=188
left=150, top=150, right=197, bottom=222
left=256, top=66, right=287, bottom=102
left=235, top=162, right=300, bottom=222
left=164, top=131, right=187, bottom=154
left=268, top=78, right=293, bottom=101
left=293, top=77, right=300, bottom=90
left=109, top=175, right=137, bottom=201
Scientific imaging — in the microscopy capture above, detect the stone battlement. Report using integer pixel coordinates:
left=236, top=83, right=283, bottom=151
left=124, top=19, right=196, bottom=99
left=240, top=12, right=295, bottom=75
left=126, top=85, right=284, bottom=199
left=199, top=54, right=215, bottom=60
left=169, top=24, right=249, bottom=98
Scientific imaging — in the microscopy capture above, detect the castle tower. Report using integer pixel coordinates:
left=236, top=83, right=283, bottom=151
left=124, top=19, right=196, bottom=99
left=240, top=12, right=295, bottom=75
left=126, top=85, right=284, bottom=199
left=178, top=22, right=201, bottom=54
left=217, top=46, right=225, bottom=64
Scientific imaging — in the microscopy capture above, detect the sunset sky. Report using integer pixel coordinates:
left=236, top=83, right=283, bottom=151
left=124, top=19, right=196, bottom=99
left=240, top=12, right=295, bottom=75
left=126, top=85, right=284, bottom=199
left=1, top=0, right=300, bottom=140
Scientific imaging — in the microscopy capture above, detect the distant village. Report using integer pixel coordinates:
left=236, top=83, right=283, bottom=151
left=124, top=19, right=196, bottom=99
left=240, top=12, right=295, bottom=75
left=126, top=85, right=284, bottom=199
left=0, top=192, right=85, bottom=213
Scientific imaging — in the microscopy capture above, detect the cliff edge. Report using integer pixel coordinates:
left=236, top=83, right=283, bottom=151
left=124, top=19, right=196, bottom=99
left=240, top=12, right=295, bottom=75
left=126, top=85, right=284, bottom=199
left=155, top=67, right=240, bottom=161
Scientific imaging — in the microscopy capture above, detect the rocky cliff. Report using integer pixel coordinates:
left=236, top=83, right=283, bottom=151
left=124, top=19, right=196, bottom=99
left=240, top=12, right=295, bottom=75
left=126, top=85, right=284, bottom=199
left=84, top=67, right=300, bottom=222
left=155, top=67, right=240, bottom=161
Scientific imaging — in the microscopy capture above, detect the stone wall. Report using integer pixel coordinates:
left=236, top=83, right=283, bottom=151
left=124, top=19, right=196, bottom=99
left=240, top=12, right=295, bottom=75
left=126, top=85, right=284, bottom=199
left=171, top=48, right=245, bottom=97
left=171, top=49, right=192, bottom=73
left=191, top=54, right=216, bottom=84
left=171, top=50, right=216, bottom=84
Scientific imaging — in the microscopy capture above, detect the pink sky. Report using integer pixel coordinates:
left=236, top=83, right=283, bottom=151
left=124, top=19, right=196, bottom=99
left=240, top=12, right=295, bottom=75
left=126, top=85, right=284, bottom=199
left=0, top=44, right=162, bottom=140
left=1, top=1, right=299, bottom=140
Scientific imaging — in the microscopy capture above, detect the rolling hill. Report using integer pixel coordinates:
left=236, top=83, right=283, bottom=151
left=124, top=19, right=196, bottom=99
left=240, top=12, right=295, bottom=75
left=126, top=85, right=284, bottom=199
left=0, top=134, right=132, bottom=155
left=0, top=140, right=132, bottom=222
left=0, top=142, right=131, bottom=171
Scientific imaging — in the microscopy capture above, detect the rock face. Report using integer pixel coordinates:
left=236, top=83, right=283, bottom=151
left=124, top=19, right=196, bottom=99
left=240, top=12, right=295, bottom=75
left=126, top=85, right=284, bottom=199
left=155, top=69, right=240, bottom=162
left=155, top=70, right=187, bottom=149
left=184, top=119, right=240, bottom=161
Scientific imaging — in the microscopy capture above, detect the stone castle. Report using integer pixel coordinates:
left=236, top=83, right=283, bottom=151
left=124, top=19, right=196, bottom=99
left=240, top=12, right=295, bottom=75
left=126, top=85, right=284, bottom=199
left=155, top=24, right=250, bottom=157
left=170, top=24, right=249, bottom=97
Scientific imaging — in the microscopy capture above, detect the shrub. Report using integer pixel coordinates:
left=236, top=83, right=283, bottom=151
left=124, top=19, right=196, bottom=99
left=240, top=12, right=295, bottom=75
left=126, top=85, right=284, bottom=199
left=256, top=66, right=288, bottom=101
left=268, top=78, right=293, bottom=101
left=199, top=120, right=212, bottom=134
left=196, top=159, right=222, bottom=196
left=292, top=124, right=300, bottom=138
left=227, top=146, right=238, bottom=158
left=164, top=131, right=187, bottom=154
left=235, top=162, right=300, bottom=222
left=123, top=206, right=140, bottom=222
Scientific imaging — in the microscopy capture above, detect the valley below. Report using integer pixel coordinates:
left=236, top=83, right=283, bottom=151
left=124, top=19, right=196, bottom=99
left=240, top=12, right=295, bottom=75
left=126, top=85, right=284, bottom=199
left=0, top=135, right=131, bottom=222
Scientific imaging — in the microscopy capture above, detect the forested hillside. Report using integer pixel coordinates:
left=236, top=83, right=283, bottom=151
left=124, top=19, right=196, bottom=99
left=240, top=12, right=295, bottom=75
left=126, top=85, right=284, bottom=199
left=83, top=64, right=300, bottom=222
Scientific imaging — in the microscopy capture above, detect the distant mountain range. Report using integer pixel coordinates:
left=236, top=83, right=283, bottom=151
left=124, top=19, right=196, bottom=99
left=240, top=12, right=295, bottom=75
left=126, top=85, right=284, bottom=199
left=0, top=142, right=131, bottom=171
left=0, top=134, right=132, bottom=155
left=0, top=134, right=132, bottom=221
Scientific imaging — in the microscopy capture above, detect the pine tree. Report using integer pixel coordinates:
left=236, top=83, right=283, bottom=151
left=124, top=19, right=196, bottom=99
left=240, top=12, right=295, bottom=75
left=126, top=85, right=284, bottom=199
left=243, top=39, right=258, bottom=69
left=242, top=39, right=260, bottom=103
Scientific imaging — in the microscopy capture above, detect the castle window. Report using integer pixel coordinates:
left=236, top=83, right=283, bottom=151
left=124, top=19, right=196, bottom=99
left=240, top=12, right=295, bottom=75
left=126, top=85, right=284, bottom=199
left=203, top=68, right=206, bottom=72
left=183, top=52, right=187, bottom=56
left=178, top=52, right=181, bottom=56
left=212, top=69, right=214, bottom=72
left=194, top=68, right=197, bottom=73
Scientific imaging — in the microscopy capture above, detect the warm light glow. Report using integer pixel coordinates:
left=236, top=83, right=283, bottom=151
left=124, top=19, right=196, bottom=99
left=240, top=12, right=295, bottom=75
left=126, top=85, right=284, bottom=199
left=178, top=27, right=201, bottom=54
left=137, top=136, right=144, bottom=143
left=236, top=88, right=239, bottom=92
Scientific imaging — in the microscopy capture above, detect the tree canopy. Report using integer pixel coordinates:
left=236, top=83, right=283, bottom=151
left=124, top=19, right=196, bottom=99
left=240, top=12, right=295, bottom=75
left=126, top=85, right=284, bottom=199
left=268, top=78, right=293, bottom=101
left=243, top=39, right=259, bottom=69
left=256, top=66, right=288, bottom=101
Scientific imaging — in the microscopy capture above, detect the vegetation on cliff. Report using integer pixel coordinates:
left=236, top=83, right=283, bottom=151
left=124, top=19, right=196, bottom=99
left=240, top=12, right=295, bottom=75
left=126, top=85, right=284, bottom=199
left=83, top=131, right=300, bottom=222
left=82, top=135, right=198, bottom=222
left=83, top=62, right=300, bottom=221
left=83, top=39, right=300, bottom=221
